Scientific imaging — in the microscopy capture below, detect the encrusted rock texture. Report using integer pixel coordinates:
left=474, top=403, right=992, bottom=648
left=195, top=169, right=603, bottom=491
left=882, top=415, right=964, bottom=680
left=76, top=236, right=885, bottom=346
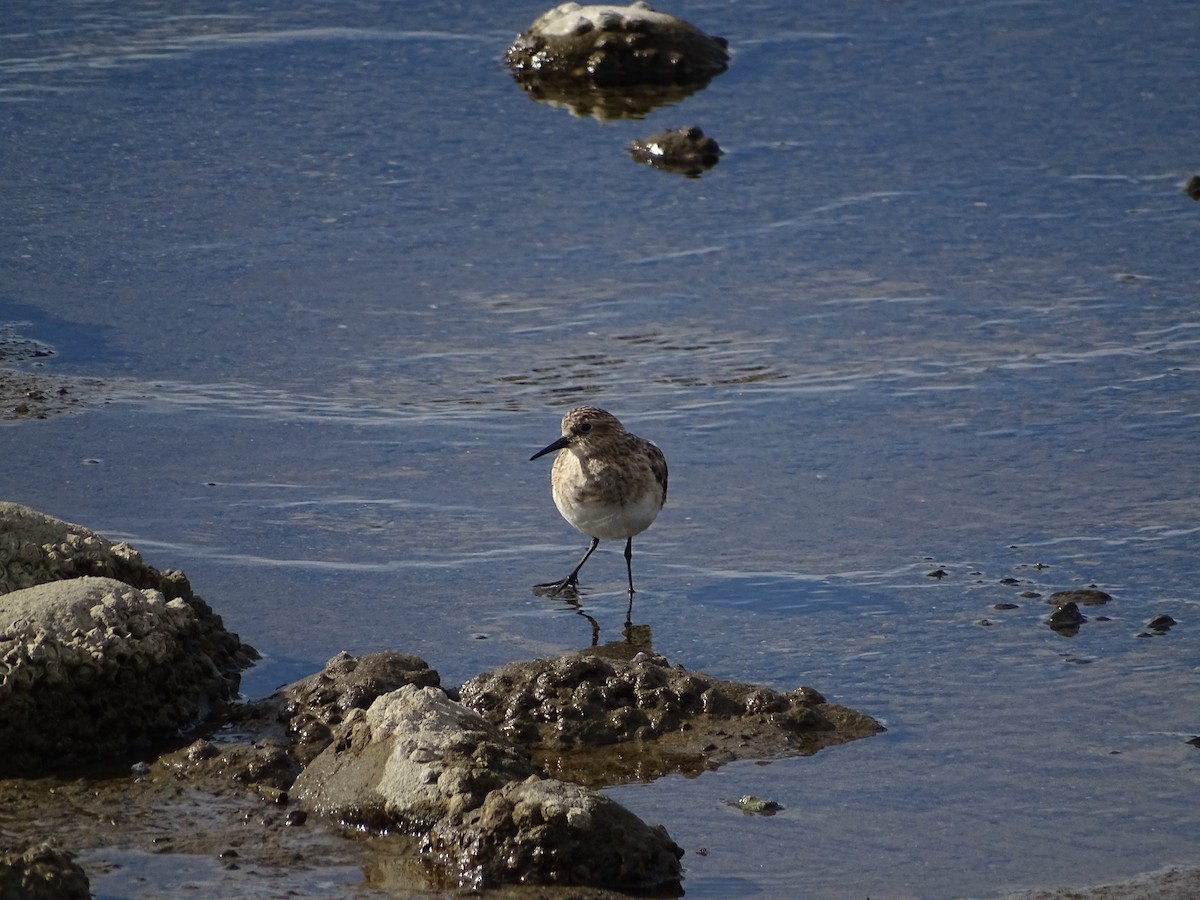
left=460, top=649, right=885, bottom=786
left=505, top=2, right=729, bottom=86
left=0, top=502, right=256, bottom=775
left=291, top=681, right=684, bottom=891
left=0, top=503, right=884, bottom=893
left=431, top=775, right=684, bottom=891
left=0, top=844, right=90, bottom=900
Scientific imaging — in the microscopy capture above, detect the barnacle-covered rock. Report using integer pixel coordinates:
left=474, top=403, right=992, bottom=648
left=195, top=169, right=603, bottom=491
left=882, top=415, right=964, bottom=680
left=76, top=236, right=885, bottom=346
left=505, top=3, right=729, bottom=118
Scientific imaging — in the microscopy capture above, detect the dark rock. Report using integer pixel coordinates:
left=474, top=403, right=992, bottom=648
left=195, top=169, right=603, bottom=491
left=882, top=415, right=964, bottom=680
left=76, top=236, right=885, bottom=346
left=431, top=775, right=683, bottom=892
left=1046, top=601, right=1086, bottom=632
left=459, top=650, right=883, bottom=787
left=504, top=2, right=728, bottom=118
left=0, top=844, right=90, bottom=900
left=505, top=2, right=729, bottom=86
left=1046, top=588, right=1112, bottom=606
left=1146, top=614, right=1176, bottom=633
left=1186, top=174, right=1200, bottom=200
left=630, top=125, right=721, bottom=177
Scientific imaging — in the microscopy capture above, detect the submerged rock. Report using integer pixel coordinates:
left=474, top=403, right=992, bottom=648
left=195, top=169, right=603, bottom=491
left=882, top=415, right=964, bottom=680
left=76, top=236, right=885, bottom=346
left=630, top=124, right=722, bottom=176
left=459, top=649, right=884, bottom=787
left=1046, top=588, right=1112, bottom=606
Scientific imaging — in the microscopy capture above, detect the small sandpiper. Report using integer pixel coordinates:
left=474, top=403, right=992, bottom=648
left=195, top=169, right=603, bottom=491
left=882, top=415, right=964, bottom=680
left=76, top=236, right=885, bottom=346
left=530, top=406, right=668, bottom=605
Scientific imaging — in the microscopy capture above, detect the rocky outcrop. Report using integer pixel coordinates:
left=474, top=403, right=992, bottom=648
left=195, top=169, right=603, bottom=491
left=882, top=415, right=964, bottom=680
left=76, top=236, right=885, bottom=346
left=0, top=576, right=251, bottom=775
left=431, top=775, right=683, bottom=891
left=280, top=650, right=441, bottom=765
left=460, top=649, right=885, bottom=786
left=293, top=684, right=536, bottom=832
left=505, top=2, right=729, bottom=86
left=504, top=3, right=729, bottom=119
left=292, top=683, right=684, bottom=891
left=0, top=844, right=89, bottom=900
left=0, top=503, right=255, bottom=775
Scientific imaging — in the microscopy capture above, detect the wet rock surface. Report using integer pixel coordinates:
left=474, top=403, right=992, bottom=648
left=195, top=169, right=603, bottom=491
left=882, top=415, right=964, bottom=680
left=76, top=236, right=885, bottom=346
left=280, top=649, right=442, bottom=765
left=505, top=3, right=729, bottom=87
left=0, top=322, right=109, bottom=421
left=432, top=775, right=683, bottom=892
left=629, top=125, right=722, bottom=177
left=0, top=504, right=256, bottom=775
left=460, top=647, right=884, bottom=787
left=0, top=505, right=883, bottom=895
left=0, top=844, right=90, bottom=900
left=505, top=2, right=728, bottom=119
left=293, top=683, right=539, bottom=833
left=1046, top=588, right=1112, bottom=607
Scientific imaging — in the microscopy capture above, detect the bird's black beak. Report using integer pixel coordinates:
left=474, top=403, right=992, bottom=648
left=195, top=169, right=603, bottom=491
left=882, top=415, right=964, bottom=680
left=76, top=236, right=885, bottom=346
left=530, top=435, right=570, bottom=461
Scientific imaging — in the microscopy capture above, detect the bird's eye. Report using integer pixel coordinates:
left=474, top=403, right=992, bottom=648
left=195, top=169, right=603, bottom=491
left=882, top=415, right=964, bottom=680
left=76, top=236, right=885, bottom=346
left=579, top=421, right=592, bottom=433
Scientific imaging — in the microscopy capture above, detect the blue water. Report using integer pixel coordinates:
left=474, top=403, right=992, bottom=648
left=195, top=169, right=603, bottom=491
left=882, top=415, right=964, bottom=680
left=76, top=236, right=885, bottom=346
left=3, top=1, right=1199, bottom=897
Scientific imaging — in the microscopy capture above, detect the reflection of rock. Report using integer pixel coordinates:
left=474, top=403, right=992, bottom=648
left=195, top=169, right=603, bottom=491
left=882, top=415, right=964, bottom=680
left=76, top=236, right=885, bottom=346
left=0, top=844, right=90, bottom=900
left=0, top=503, right=256, bottom=775
left=511, top=77, right=707, bottom=120
left=460, top=650, right=884, bottom=787
left=630, top=125, right=721, bottom=176
left=505, top=2, right=729, bottom=119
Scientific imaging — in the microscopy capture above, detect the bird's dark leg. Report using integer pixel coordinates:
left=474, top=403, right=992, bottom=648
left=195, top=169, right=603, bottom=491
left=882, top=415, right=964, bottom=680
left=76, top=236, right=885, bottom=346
left=624, top=537, right=636, bottom=623
left=535, top=536, right=600, bottom=596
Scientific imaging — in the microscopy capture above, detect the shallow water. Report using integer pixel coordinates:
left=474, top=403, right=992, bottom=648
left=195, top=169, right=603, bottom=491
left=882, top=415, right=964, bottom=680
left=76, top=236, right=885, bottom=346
left=3, top=0, right=1199, bottom=897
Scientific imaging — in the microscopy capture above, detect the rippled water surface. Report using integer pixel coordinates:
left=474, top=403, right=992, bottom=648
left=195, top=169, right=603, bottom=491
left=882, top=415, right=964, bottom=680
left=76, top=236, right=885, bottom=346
left=3, top=1, right=1199, bottom=897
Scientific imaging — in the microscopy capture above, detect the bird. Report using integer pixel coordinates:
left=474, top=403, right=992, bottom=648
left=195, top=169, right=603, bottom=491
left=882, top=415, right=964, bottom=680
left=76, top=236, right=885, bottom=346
left=529, top=406, right=668, bottom=609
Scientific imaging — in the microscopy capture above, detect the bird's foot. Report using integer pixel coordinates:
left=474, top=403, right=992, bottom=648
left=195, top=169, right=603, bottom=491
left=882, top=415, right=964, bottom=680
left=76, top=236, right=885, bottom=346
left=533, top=576, right=578, bottom=598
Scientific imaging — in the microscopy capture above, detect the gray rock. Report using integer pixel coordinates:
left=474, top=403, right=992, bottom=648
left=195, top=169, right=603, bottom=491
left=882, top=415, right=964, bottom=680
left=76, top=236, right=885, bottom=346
left=280, top=650, right=441, bottom=764
left=0, top=575, right=252, bottom=775
left=0, top=501, right=192, bottom=599
left=432, top=775, right=683, bottom=891
left=292, top=683, right=683, bottom=890
left=0, top=844, right=89, bottom=900
left=292, top=684, right=537, bottom=832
